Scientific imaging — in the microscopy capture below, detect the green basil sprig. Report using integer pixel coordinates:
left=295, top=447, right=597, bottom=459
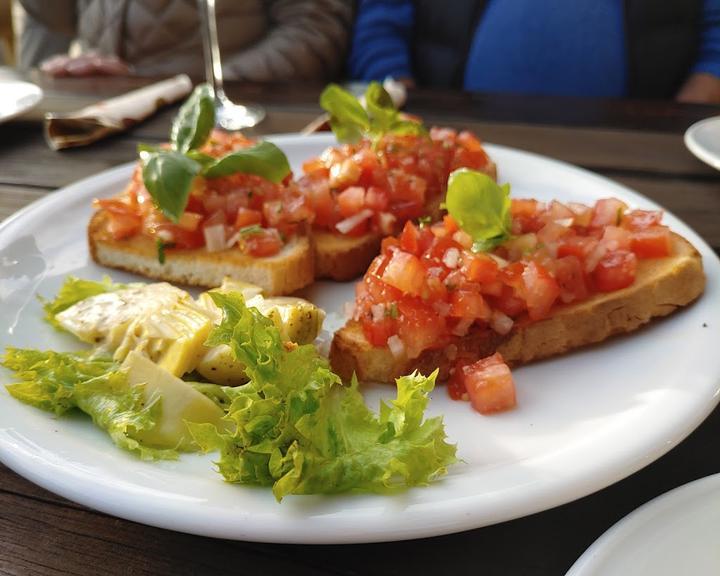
left=320, top=81, right=426, bottom=144
left=170, top=83, right=215, bottom=154
left=445, top=168, right=512, bottom=253
left=138, top=83, right=291, bottom=224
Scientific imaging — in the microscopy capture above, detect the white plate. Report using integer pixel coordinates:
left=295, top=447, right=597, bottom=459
left=0, top=134, right=719, bottom=544
left=0, top=80, right=43, bottom=123
left=566, top=473, right=720, bottom=575
left=684, top=115, right=720, bottom=170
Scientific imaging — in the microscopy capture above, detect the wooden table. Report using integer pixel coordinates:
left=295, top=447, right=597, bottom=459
left=1, top=75, right=719, bottom=575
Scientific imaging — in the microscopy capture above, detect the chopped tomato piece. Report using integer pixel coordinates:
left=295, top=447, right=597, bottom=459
left=623, top=209, right=663, bottom=231
left=522, top=261, right=560, bottom=321
left=361, top=316, right=397, bottom=347
left=397, top=299, right=446, bottom=359
left=234, top=207, right=262, bottom=229
left=553, top=255, right=589, bottom=304
left=399, top=221, right=421, bottom=254
left=365, top=186, right=389, bottom=212
left=558, top=236, right=599, bottom=261
left=461, top=353, right=517, bottom=414
left=450, top=290, right=491, bottom=320
left=244, top=229, right=283, bottom=257
left=337, top=186, right=366, bottom=218
left=462, top=254, right=499, bottom=284
left=156, top=224, right=204, bottom=249
left=106, top=212, right=141, bottom=240
left=591, top=198, right=628, bottom=228
left=382, top=251, right=426, bottom=296
left=592, top=250, right=637, bottom=292
left=630, top=226, right=672, bottom=258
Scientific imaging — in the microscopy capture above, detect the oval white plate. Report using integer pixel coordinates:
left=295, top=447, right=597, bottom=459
left=0, top=134, right=719, bottom=544
left=684, top=115, right=720, bottom=170
left=566, top=473, right=720, bottom=575
left=0, top=80, right=43, bottom=123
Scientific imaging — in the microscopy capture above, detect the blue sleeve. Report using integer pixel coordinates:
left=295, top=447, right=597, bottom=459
left=347, top=0, right=414, bottom=81
left=693, top=0, right=720, bottom=78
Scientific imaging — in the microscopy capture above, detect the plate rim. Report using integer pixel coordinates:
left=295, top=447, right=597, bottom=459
left=0, top=80, right=44, bottom=124
left=1, top=133, right=719, bottom=543
left=565, top=473, right=720, bottom=575
left=684, top=115, right=720, bottom=171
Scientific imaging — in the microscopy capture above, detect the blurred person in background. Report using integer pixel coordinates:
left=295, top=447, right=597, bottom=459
left=15, top=0, right=352, bottom=81
left=348, top=0, right=720, bottom=104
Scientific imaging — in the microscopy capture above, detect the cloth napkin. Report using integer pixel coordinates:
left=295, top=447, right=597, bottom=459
left=44, top=74, right=193, bottom=150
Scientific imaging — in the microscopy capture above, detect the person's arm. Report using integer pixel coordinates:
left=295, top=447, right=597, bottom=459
left=347, top=0, right=414, bottom=83
left=677, top=0, right=720, bottom=103
left=15, top=0, right=76, bottom=71
left=222, top=0, right=352, bottom=82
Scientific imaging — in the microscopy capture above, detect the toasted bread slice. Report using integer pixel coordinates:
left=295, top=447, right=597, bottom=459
left=330, top=233, right=705, bottom=383
left=313, top=230, right=382, bottom=281
left=88, top=210, right=314, bottom=295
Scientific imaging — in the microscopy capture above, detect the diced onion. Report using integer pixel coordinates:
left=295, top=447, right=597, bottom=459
left=335, top=209, right=373, bottom=234
left=554, top=218, right=574, bottom=228
left=344, top=302, right=356, bottom=319
left=203, top=224, right=226, bottom=252
left=225, top=230, right=241, bottom=249
left=387, top=335, right=405, bottom=358
left=378, top=212, right=397, bottom=236
left=584, top=243, right=608, bottom=273
left=371, top=303, right=385, bottom=323
left=443, top=247, right=460, bottom=269
left=488, top=253, right=509, bottom=268
left=490, top=310, right=514, bottom=335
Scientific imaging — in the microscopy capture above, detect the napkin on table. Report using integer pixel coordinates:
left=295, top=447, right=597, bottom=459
left=44, top=74, right=193, bottom=150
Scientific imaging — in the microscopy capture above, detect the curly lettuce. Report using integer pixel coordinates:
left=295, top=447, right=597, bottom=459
left=2, top=348, right=177, bottom=460
left=189, top=292, right=457, bottom=501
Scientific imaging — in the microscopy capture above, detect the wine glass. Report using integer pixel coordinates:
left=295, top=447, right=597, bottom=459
left=197, top=0, right=266, bottom=130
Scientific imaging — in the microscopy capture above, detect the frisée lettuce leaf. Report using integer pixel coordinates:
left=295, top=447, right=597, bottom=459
left=2, top=348, right=178, bottom=460
left=189, top=292, right=457, bottom=501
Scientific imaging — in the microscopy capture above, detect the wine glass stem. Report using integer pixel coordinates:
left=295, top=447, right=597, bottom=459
left=197, top=0, right=226, bottom=102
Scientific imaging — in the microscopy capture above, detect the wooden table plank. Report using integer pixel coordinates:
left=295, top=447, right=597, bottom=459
left=0, top=185, right=49, bottom=223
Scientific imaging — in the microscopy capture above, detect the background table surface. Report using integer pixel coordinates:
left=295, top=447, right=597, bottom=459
left=1, top=74, right=719, bottom=576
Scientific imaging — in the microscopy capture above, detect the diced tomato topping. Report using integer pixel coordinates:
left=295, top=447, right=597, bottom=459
left=337, top=186, right=366, bottom=218
left=156, top=224, right=205, bottom=249
left=623, top=209, right=663, bottom=231
left=553, top=255, right=589, bottom=304
left=592, top=250, right=637, bottom=292
left=244, top=229, right=283, bottom=257
left=234, top=207, right=262, bottom=229
left=400, top=221, right=421, bottom=254
left=397, top=299, right=445, bottom=359
left=382, top=251, right=426, bottom=296
left=461, top=353, right=517, bottom=414
left=558, top=236, right=599, bottom=260
left=522, top=261, right=560, bottom=320
left=591, top=198, right=628, bottom=228
left=630, top=226, right=672, bottom=258
left=462, top=254, right=499, bottom=284
left=361, top=316, right=397, bottom=347
left=450, top=290, right=491, bottom=320
left=365, top=186, right=389, bottom=212
left=106, top=212, right=141, bottom=240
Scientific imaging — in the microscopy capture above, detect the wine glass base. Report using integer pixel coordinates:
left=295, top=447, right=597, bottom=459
left=216, top=101, right=266, bottom=130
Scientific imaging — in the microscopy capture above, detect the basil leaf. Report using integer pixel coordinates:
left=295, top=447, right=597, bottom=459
left=141, top=150, right=201, bottom=223
left=319, top=83, right=371, bottom=143
left=388, top=118, right=428, bottom=137
left=445, top=168, right=512, bottom=252
left=203, top=141, right=291, bottom=183
left=364, top=82, right=396, bottom=133
left=170, top=83, right=215, bottom=153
